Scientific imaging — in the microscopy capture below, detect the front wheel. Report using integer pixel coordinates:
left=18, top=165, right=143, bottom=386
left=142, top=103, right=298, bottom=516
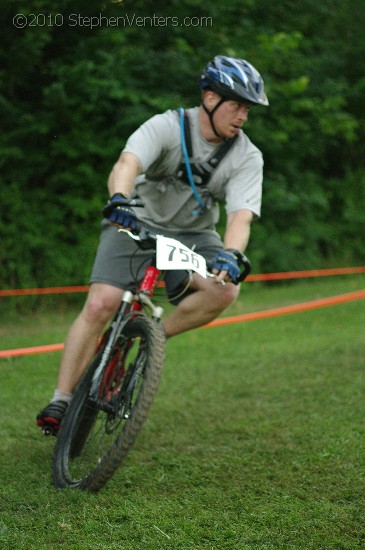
left=52, top=315, right=165, bottom=492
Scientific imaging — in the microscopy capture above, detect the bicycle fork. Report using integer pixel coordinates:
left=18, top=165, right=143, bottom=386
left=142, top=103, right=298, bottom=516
left=90, top=266, right=164, bottom=397
left=132, top=266, right=164, bottom=321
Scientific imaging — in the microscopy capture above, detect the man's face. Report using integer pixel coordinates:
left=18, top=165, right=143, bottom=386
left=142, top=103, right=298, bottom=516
left=205, top=92, right=250, bottom=139
left=215, top=99, right=250, bottom=138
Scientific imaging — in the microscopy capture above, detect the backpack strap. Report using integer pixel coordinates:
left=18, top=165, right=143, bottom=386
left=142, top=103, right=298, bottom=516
left=182, top=109, right=193, bottom=158
left=208, top=135, right=238, bottom=172
left=177, top=108, right=238, bottom=188
left=178, top=107, right=206, bottom=214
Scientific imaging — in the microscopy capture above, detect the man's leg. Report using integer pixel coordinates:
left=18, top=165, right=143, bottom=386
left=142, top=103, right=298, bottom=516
left=54, top=277, right=233, bottom=389
left=163, top=275, right=239, bottom=337
left=56, top=283, right=124, bottom=393
left=36, top=283, right=123, bottom=431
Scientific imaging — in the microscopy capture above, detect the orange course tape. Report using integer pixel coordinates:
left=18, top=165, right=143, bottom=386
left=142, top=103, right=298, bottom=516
left=0, top=343, right=65, bottom=358
left=201, top=288, right=365, bottom=329
left=246, top=266, right=365, bottom=282
left=1, top=266, right=365, bottom=296
left=1, top=288, right=364, bottom=359
left=0, top=286, right=89, bottom=297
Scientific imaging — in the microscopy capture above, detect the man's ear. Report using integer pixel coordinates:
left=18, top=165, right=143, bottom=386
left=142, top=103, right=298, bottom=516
left=202, top=89, right=220, bottom=108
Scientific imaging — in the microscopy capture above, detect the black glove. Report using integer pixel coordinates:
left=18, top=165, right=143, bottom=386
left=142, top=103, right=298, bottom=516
left=102, top=193, right=139, bottom=230
left=211, top=249, right=241, bottom=284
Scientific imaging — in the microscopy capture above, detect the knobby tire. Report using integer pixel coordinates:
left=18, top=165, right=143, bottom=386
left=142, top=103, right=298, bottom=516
left=52, top=316, right=165, bottom=492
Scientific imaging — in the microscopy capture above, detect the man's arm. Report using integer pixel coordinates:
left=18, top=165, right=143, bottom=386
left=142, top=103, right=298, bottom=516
left=213, top=209, right=253, bottom=284
left=107, top=151, right=142, bottom=197
left=224, top=209, right=253, bottom=251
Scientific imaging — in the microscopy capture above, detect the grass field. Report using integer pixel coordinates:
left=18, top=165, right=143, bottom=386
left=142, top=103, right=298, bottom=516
left=1, top=276, right=365, bottom=549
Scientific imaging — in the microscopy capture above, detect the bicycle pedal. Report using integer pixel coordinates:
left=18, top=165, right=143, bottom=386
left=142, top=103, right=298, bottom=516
left=41, top=426, right=58, bottom=437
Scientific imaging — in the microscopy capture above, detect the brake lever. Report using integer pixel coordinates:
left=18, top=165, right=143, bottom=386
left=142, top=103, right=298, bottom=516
left=117, top=228, right=141, bottom=241
left=206, top=272, right=226, bottom=286
left=117, top=225, right=157, bottom=250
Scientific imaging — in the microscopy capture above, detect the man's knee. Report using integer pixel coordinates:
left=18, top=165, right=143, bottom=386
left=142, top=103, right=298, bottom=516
left=207, top=281, right=240, bottom=311
left=82, top=284, right=123, bottom=324
left=196, top=281, right=239, bottom=312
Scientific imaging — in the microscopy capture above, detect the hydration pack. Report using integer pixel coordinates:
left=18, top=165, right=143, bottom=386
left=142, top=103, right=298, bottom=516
left=176, top=108, right=238, bottom=190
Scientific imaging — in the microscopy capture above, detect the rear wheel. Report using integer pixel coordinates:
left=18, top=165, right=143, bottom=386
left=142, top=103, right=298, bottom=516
left=52, top=316, right=165, bottom=492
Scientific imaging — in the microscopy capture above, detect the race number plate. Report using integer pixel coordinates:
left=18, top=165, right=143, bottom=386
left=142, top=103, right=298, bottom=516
left=156, top=236, right=207, bottom=278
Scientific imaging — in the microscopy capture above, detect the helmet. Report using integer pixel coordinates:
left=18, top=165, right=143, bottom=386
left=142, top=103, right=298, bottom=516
left=199, top=55, right=269, bottom=106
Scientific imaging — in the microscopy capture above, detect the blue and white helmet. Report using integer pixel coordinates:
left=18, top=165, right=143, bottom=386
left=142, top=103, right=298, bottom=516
left=199, top=55, right=269, bottom=106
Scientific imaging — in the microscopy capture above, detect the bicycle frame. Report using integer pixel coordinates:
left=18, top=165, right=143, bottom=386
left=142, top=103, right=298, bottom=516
left=90, top=261, right=164, bottom=398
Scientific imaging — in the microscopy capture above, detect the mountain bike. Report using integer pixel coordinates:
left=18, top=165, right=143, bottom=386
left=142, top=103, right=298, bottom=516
left=52, top=218, right=251, bottom=492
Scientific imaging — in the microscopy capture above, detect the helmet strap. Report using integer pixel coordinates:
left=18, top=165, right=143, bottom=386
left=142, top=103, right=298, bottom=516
left=202, top=97, right=226, bottom=138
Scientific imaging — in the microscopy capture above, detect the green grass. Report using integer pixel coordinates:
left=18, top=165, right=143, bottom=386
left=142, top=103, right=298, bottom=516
left=1, top=276, right=365, bottom=549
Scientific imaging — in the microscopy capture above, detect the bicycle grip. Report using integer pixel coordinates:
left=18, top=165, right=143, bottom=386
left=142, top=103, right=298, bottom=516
left=107, top=198, right=145, bottom=208
left=237, top=254, right=251, bottom=283
left=127, top=198, right=145, bottom=208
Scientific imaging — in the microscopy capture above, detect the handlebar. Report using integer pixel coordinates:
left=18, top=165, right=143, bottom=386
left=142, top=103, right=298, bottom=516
left=112, top=198, right=251, bottom=283
left=118, top=226, right=251, bottom=283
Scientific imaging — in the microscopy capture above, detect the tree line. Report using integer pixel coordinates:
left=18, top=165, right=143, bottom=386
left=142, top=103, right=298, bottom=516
left=1, top=0, right=364, bottom=291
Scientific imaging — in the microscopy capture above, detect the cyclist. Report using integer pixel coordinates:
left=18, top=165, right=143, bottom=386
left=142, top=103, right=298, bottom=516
left=37, top=55, right=269, bottom=433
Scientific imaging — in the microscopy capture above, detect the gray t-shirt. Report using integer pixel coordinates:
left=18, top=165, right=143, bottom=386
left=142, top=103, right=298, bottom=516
left=123, top=107, right=263, bottom=232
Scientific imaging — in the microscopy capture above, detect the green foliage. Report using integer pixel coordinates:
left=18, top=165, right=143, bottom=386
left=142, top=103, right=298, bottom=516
left=0, top=0, right=364, bottom=289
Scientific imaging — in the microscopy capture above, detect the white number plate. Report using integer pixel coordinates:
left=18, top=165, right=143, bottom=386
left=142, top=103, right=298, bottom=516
left=156, top=236, right=207, bottom=278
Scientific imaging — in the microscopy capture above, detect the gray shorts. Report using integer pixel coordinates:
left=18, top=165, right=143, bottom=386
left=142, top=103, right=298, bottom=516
left=90, top=222, right=224, bottom=303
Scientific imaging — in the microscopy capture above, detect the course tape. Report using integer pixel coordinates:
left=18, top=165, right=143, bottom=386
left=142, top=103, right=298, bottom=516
left=0, top=343, right=65, bottom=358
left=1, top=288, right=364, bottom=359
left=246, top=266, right=365, bottom=282
left=201, top=288, right=365, bottom=329
left=1, top=266, right=365, bottom=296
left=0, top=286, right=89, bottom=297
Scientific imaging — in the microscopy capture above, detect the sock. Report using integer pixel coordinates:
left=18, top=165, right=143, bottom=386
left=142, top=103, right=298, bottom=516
left=51, top=389, right=73, bottom=405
